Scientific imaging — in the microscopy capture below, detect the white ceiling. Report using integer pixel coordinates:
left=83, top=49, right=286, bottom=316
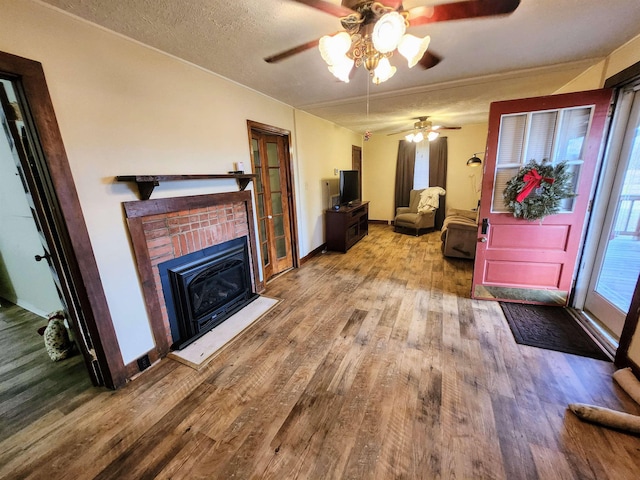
left=39, top=0, right=640, bottom=134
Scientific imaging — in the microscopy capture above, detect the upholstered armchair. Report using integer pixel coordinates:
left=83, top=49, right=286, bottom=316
left=440, top=208, right=478, bottom=259
left=394, top=188, right=443, bottom=235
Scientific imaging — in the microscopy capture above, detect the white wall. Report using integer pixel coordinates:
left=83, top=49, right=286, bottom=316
left=0, top=1, right=357, bottom=365
left=0, top=106, right=64, bottom=316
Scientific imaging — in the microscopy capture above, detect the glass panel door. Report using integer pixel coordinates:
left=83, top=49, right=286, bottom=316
left=584, top=89, right=640, bottom=337
left=249, top=129, right=294, bottom=281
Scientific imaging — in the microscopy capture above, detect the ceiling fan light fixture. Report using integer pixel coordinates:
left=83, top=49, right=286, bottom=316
left=405, top=133, right=415, bottom=142
left=398, top=34, right=430, bottom=68
left=372, top=12, right=406, bottom=53
left=413, top=131, right=424, bottom=143
left=427, top=130, right=440, bottom=141
left=319, top=32, right=352, bottom=66
left=372, top=57, right=396, bottom=84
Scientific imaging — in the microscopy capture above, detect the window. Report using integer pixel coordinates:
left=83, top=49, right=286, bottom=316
left=413, top=141, right=429, bottom=189
left=491, top=107, right=592, bottom=212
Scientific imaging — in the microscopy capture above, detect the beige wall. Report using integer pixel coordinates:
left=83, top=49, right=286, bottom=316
left=363, top=123, right=489, bottom=222
left=557, top=34, right=640, bottom=93
left=0, top=1, right=357, bottom=364
left=293, top=111, right=362, bottom=252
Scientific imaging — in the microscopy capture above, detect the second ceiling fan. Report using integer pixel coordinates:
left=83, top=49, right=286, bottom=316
left=265, top=0, right=520, bottom=84
left=390, top=116, right=461, bottom=142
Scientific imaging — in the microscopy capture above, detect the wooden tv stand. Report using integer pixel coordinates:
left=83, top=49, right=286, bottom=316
left=325, top=201, right=369, bottom=253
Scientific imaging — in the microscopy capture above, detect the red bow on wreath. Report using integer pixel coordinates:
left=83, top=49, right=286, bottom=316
left=516, top=168, right=555, bottom=203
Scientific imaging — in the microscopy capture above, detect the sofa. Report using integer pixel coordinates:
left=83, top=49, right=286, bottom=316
left=440, top=208, right=478, bottom=259
left=394, top=188, right=443, bottom=235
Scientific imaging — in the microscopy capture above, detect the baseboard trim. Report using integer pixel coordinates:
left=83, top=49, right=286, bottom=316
left=300, top=243, right=326, bottom=265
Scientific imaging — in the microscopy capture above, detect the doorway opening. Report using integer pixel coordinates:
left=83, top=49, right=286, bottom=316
left=0, top=50, right=125, bottom=389
left=576, top=73, right=640, bottom=348
left=247, top=121, right=298, bottom=283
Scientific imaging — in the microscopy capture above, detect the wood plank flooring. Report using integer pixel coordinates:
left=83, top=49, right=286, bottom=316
left=0, top=299, right=93, bottom=435
left=2, top=224, right=640, bottom=479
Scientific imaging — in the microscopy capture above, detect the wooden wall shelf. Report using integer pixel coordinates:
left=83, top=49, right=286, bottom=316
left=116, top=174, right=255, bottom=200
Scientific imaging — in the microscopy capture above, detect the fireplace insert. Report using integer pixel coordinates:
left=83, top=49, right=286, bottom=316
left=159, top=236, right=257, bottom=350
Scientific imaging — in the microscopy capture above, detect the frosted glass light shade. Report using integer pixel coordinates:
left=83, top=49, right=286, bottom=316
left=371, top=57, right=396, bottom=84
left=319, top=32, right=352, bottom=65
left=328, top=56, right=354, bottom=83
left=413, top=131, right=424, bottom=142
left=405, top=133, right=415, bottom=142
left=372, top=12, right=406, bottom=53
left=398, top=34, right=431, bottom=68
left=427, top=130, right=440, bottom=141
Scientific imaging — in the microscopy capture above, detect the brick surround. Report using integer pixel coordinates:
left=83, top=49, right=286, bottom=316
left=124, top=191, right=262, bottom=356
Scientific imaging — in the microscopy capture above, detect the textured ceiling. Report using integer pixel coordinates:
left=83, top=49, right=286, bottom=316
left=39, top=0, right=640, bottom=134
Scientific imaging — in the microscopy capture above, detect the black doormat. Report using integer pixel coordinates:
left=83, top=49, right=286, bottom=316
left=499, top=302, right=610, bottom=361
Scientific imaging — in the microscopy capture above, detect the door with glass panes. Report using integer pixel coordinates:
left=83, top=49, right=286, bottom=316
left=472, top=89, right=612, bottom=305
left=250, top=131, right=294, bottom=281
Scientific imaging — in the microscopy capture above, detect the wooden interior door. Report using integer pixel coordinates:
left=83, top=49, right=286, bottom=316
left=250, top=129, right=295, bottom=281
left=472, top=89, right=613, bottom=305
left=0, top=81, right=102, bottom=383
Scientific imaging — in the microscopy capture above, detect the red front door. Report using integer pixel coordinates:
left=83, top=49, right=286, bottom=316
left=472, top=89, right=612, bottom=305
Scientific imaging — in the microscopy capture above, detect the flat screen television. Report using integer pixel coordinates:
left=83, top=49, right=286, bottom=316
left=339, top=170, right=360, bottom=206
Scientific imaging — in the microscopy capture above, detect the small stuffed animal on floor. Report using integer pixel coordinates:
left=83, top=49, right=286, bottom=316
left=37, top=310, right=74, bottom=361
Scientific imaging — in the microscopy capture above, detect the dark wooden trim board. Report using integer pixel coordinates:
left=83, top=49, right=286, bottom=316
left=0, top=50, right=126, bottom=389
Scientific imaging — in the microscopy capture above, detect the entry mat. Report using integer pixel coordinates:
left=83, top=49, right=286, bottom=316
left=499, top=302, right=610, bottom=361
left=168, top=295, right=280, bottom=370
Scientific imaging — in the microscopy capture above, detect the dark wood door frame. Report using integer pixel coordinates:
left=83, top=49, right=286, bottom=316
left=0, top=50, right=126, bottom=389
left=246, top=120, right=299, bottom=275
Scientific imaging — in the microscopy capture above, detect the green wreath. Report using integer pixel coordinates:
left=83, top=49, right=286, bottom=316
left=503, top=160, right=576, bottom=221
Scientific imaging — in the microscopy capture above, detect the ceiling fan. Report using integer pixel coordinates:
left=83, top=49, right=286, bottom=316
left=265, top=0, right=520, bottom=84
left=389, top=116, right=461, bottom=142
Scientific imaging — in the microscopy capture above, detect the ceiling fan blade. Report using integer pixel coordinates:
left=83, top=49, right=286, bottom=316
left=434, top=126, right=462, bottom=131
left=292, top=0, right=355, bottom=17
left=264, top=38, right=321, bottom=63
left=408, top=0, right=520, bottom=27
left=417, top=50, right=442, bottom=70
left=387, top=129, right=415, bottom=136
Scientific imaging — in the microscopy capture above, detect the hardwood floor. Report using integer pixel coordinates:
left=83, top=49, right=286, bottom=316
left=2, top=224, right=640, bottom=479
left=0, top=299, right=93, bottom=435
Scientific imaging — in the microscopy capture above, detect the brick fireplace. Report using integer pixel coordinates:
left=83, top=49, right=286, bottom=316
left=124, top=191, right=263, bottom=357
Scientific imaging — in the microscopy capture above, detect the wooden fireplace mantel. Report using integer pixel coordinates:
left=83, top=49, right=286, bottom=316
left=116, top=174, right=255, bottom=200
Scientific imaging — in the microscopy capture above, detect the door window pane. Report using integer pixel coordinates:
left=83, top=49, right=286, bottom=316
left=252, top=139, right=261, bottom=167
left=526, top=111, right=556, bottom=163
left=558, top=163, right=580, bottom=212
left=259, top=219, right=267, bottom=242
left=273, top=215, right=284, bottom=236
left=492, top=167, right=519, bottom=212
left=257, top=193, right=265, bottom=218
left=271, top=192, right=283, bottom=215
left=267, top=141, right=279, bottom=167
left=269, top=167, right=281, bottom=192
left=497, top=114, right=526, bottom=165
left=262, top=243, right=270, bottom=266
left=556, top=107, right=591, bottom=162
left=276, top=237, right=286, bottom=258
left=595, top=126, right=640, bottom=311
